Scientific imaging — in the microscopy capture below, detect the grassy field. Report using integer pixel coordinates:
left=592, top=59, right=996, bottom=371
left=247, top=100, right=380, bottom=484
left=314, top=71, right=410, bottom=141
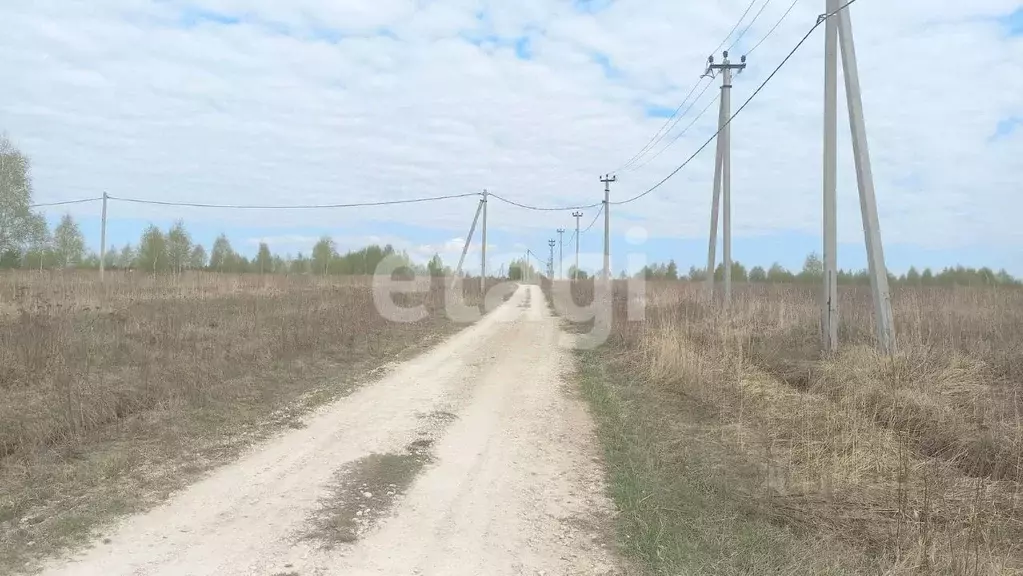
left=0, top=270, right=510, bottom=573
left=550, top=279, right=1023, bottom=575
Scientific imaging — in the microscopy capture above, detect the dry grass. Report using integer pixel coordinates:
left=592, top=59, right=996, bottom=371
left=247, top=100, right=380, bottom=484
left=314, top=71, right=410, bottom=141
left=555, top=279, right=1023, bottom=575
left=0, top=269, right=511, bottom=573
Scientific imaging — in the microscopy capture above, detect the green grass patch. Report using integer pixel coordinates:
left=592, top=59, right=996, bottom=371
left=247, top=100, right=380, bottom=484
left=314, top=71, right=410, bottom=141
left=575, top=347, right=872, bottom=576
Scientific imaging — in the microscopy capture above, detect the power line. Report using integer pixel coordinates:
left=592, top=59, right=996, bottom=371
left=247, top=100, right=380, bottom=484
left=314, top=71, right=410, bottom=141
left=612, top=0, right=856, bottom=206
left=613, top=76, right=710, bottom=173
left=727, top=0, right=775, bottom=52
left=105, top=192, right=480, bottom=209
left=746, top=0, right=801, bottom=55
left=627, top=91, right=721, bottom=173
left=710, top=0, right=759, bottom=57
left=623, top=79, right=716, bottom=173
left=488, top=192, right=601, bottom=212
left=611, top=0, right=781, bottom=175
left=29, top=197, right=102, bottom=208
left=582, top=204, right=604, bottom=233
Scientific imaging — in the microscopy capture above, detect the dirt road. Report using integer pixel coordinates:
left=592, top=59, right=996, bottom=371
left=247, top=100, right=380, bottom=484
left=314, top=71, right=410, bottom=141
left=39, top=285, right=621, bottom=576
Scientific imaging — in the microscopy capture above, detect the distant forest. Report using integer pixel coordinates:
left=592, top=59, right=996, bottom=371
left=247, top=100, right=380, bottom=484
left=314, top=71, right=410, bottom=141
left=0, top=213, right=454, bottom=277
left=635, top=253, right=1020, bottom=287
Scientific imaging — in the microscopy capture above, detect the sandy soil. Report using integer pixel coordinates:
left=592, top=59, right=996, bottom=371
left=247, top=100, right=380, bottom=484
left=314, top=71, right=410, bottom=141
left=38, top=285, right=622, bottom=576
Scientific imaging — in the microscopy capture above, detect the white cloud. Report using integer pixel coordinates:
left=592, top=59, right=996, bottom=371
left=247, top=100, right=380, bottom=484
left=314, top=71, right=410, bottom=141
left=1, top=0, right=1021, bottom=266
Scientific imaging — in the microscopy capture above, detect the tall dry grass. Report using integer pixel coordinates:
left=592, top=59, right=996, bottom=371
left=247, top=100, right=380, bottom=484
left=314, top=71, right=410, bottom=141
left=0, top=269, right=510, bottom=571
left=557, top=279, right=1023, bottom=574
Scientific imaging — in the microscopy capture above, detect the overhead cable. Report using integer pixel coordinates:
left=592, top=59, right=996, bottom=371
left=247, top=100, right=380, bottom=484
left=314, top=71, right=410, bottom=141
left=627, top=92, right=721, bottom=173
left=582, top=204, right=604, bottom=233
left=727, top=0, right=775, bottom=52
left=746, top=0, right=801, bottom=55
left=709, top=0, right=759, bottom=57
left=488, top=192, right=601, bottom=212
left=622, top=79, right=716, bottom=173
left=612, top=0, right=857, bottom=206
left=106, top=192, right=480, bottom=209
left=613, top=76, right=710, bottom=173
left=29, top=197, right=102, bottom=208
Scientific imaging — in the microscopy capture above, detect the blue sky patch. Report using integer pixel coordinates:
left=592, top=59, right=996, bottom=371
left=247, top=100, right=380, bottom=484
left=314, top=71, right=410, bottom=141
left=644, top=104, right=677, bottom=119
left=591, top=52, right=622, bottom=79
left=991, top=116, right=1022, bottom=140
left=999, top=7, right=1023, bottom=36
left=178, top=6, right=241, bottom=28
left=514, top=36, right=533, bottom=60
left=572, top=0, right=614, bottom=14
left=461, top=31, right=533, bottom=60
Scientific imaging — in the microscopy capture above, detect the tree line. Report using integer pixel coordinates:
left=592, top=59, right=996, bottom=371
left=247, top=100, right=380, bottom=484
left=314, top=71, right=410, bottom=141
left=1, top=212, right=455, bottom=277
left=1, top=134, right=464, bottom=276
left=3, top=133, right=1019, bottom=285
left=636, top=252, right=1021, bottom=287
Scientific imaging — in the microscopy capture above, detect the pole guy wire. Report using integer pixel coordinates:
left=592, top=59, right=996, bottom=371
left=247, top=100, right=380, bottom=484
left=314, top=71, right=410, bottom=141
left=611, top=0, right=859, bottom=207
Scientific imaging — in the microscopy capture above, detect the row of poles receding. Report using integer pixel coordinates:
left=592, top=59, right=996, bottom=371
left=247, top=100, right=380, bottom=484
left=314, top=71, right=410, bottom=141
left=527, top=0, right=894, bottom=355
left=40, top=2, right=891, bottom=356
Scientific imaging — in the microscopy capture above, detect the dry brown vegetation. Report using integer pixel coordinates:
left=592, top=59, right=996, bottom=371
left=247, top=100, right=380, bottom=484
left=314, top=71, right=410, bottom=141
left=554, top=279, right=1023, bottom=575
left=0, top=270, right=510, bottom=573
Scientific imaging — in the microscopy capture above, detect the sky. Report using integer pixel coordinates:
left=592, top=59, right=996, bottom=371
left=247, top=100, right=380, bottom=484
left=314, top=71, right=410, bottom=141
left=1, top=0, right=1022, bottom=276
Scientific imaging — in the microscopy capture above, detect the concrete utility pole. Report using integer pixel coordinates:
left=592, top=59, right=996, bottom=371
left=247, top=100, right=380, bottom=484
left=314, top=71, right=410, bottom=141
left=556, top=228, right=565, bottom=280
left=481, top=189, right=488, bottom=294
left=835, top=2, right=895, bottom=354
left=452, top=196, right=485, bottom=288
left=704, top=87, right=727, bottom=300
left=548, top=239, right=556, bottom=280
left=705, top=51, right=746, bottom=307
left=600, top=174, right=616, bottom=283
left=571, top=211, right=583, bottom=280
left=99, top=192, right=108, bottom=284
left=822, top=0, right=839, bottom=352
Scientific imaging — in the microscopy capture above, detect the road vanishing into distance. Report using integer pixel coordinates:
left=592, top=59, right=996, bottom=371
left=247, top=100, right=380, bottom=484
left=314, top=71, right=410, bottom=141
left=40, top=285, right=622, bottom=576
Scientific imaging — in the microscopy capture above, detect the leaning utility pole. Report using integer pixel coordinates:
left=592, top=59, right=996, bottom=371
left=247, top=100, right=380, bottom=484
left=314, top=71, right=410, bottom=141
left=571, top=211, right=583, bottom=280
left=705, top=51, right=746, bottom=307
left=600, top=174, right=616, bottom=283
left=556, top=228, right=565, bottom=280
left=481, top=189, right=488, bottom=294
left=548, top=239, right=556, bottom=280
left=452, top=196, right=485, bottom=288
left=822, top=0, right=895, bottom=354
